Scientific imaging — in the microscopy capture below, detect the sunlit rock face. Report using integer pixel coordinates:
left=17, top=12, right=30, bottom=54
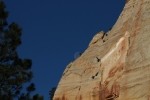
left=54, top=0, right=150, bottom=100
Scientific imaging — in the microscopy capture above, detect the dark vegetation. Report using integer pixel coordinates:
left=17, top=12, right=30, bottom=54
left=49, top=87, right=56, bottom=100
left=0, top=1, right=43, bottom=100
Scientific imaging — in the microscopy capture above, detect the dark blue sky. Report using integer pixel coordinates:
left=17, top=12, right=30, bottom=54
left=5, top=0, right=125, bottom=99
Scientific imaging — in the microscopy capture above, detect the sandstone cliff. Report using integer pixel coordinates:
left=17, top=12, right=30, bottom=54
left=54, top=0, right=150, bottom=100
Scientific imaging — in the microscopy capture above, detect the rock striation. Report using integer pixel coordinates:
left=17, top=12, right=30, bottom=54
left=54, top=0, right=150, bottom=100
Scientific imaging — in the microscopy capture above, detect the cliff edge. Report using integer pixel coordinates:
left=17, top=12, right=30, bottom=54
left=54, top=0, right=150, bottom=100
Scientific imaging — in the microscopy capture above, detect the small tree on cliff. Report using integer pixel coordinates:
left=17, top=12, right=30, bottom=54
left=49, top=87, right=56, bottom=100
left=0, top=1, right=43, bottom=99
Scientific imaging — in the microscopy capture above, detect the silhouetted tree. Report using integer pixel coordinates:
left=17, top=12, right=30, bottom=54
left=49, top=87, right=56, bottom=100
left=0, top=1, right=43, bottom=100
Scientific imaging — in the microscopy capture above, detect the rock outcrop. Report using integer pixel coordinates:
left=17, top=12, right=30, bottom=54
left=54, top=0, right=150, bottom=100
